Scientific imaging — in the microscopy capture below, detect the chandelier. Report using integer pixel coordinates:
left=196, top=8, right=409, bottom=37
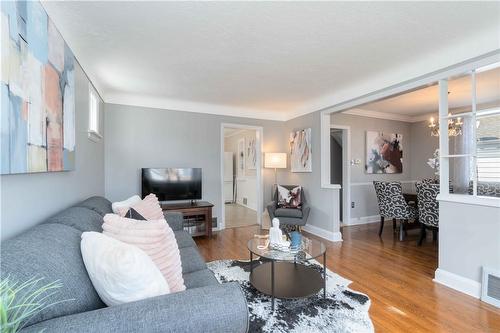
left=428, top=114, right=463, bottom=137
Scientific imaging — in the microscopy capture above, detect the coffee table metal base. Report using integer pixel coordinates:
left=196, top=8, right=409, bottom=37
left=249, top=261, right=325, bottom=310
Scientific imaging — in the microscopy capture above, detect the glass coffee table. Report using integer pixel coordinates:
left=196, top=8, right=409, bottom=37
left=247, top=235, right=327, bottom=310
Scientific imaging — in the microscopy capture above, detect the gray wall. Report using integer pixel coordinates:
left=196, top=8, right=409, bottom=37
left=410, top=120, right=439, bottom=180
left=1, top=62, right=105, bottom=240
left=282, top=112, right=338, bottom=234
left=330, top=113, right=416, bottom=220
left=439, top=201, right=500, bottom=283
left=104, top=104, right=287, bottom=223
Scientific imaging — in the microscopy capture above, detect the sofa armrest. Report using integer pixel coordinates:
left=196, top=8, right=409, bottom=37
left=266, top=201, right=277, bottom=219
left=165, top=211, right=184, bottom=231
left=22, top=282, right=248, bottom=333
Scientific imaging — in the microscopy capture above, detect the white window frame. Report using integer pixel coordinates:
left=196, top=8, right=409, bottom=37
left=437, top=66, right=500, bottom=208
left=88, top=85, right=102, bottom=142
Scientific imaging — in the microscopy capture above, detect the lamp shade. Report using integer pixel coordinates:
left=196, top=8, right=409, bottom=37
left=264, top=153, right=287, bottom=169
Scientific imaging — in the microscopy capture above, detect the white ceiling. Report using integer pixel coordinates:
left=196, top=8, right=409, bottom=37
left=355, top=66, right=500, bottom=121
left=41, top=1, right=500, bottom=121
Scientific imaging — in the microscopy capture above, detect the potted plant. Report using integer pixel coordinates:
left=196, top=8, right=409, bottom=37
left=0, top=277, right=67, bottom=332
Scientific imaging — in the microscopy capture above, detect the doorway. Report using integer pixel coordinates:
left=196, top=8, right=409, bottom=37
left=330, top=125, right=350, bottom=225
left=220, top=124, right=263, bottom=229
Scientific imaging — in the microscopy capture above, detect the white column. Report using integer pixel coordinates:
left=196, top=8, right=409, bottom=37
left=439, top=79, right=449, bottom=194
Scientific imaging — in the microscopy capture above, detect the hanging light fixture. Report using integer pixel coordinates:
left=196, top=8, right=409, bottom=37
left=428, top=114, right=463, bottom=137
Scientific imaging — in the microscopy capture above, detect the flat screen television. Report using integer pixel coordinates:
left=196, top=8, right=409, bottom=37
left=142, top=168, right=202, bottom=201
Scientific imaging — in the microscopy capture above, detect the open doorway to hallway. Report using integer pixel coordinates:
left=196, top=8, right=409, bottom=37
left=222, top=125, right=262, bottom=229
left=330, top=127, right=350, bottom=225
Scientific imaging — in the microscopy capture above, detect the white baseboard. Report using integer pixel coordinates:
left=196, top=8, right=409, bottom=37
left=302, top=224, right=343, bottom=242
left=346, top=215, right=380, bottom=226
left=434, top=268, right=481, bottom=298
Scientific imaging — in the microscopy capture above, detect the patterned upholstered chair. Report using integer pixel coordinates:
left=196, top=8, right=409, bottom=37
left=373, top=181, right=418, bottom=240
left=468, top=181, right=500, bottom=198
left=415, top=181, right=440, bottom=246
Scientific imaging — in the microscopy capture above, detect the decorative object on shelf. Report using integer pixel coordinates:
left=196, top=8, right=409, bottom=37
left=269, top=218, right=290, bottom=249
left=237, top=138, right=245, bottom=177
left=427, top=149, right=440, bottom=175
left=428, top=114, right=463, bottom=137
left=1, top=1, right=76, bottom=175
left=290, top=128, right=312, bottom=172
left=246, top=137, right=257, bottom=169
left=366, top=131, right=403, bottom=174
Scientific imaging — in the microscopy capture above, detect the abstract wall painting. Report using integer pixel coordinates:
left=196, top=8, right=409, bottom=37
left=1, top=0, right=76, bottom=175
left=246, top=137, right=256, bottom=170
left=366, top=131, right=403, bottom=174
left=290, top=128, right=312, bottom=172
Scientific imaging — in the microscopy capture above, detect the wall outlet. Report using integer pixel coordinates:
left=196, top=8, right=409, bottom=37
left=351, top=202, right=355, bottom=209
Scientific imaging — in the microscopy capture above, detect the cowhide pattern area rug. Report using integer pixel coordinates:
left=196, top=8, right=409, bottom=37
left=207, top=259, right=374, bottom=333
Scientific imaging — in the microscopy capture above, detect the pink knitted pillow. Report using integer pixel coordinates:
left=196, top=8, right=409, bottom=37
left=117, top=194, right=164, bottom=220
left=102, top=214, right=186, bottom=293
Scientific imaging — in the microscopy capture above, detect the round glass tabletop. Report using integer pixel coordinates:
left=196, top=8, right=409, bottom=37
left=247, top=235, right=326, bottom=262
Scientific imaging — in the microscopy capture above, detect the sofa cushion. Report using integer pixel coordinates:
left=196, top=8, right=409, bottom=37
left=275, top=207, right=303, bottom=218
left=102, top=214, right=186, bottom=293
left=118, top=194, right=163, bottom=220
left=81, top=232, right=170, bottom=306
left=111, top=195, right=141, bottom=214
left=180, top=247, right=207, bottom=274
left=174, top=230, right=196, bottom=248
left=183, top=269, right=219, bottom=289
left=1, top=224, right=105, bottom=326
left=45, top=207, right=104, bottom=232
left=74, top=196, right=113, bottom=217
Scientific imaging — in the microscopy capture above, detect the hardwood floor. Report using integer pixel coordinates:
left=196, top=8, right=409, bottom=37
left=224, top=203, right=257, bottom=228
left=195, top=222, right=500, bottom=332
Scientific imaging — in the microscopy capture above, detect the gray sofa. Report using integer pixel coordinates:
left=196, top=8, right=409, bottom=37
left=1, top=196, right=248, bottom=333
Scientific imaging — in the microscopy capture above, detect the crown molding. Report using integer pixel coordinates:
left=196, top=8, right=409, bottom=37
left=342, top=108, right=438, bottom=123
left=343, top=108, right=416, bottom=122
left=104, top=92, right=288, bottom=122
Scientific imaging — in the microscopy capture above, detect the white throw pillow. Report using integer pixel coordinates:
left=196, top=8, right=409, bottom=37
left=80, top=232, right=169, bottom=306
left=112, top=195, right=142, bottom=214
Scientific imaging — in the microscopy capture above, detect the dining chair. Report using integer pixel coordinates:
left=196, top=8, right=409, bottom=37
left=373, top=181, right=418, bottom=240
left=415, top=181, right=440, bottom=246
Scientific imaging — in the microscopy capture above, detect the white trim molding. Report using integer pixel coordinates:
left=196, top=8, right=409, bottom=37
left=346, top=215, right=380, bottom=226
left=434, top=268, right=481, bottom=299
left=302, top=224, right=343, bottom=243
left=437, top=193, right=500, bottom=208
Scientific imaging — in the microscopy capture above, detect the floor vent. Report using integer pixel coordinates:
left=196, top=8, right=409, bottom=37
left=482, top=267, right=500, bottom=308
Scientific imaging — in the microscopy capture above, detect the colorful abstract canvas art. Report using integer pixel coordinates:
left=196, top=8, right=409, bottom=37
left=365, top=131, right=403, bottom=174
left=1, top=0, right=75, bottom=174
left=290, top=128, right=312, bottom=172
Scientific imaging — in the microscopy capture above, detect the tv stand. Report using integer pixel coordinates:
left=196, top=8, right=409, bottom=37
left=161, top=201, right=214, bottom=238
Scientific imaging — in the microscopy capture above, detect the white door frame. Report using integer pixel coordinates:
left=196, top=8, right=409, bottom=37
left=220, top=123, right=264, bottom=230
left=330, top=125, right=351, bottom=226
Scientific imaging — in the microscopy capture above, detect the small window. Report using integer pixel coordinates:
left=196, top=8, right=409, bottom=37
left=88, top=86, right=102, bottom=141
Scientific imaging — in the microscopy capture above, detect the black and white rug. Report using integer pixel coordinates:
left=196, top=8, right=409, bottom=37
left=207, top=259, right=374, bottom=333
